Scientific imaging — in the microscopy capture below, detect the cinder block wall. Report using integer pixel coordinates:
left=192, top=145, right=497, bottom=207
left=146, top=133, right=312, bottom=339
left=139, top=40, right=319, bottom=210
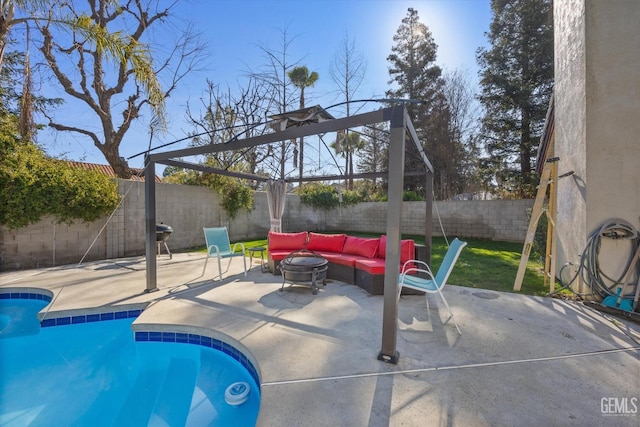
left=0, top=180, right=533, bottom=270
left=304, top=199, right=531, bottom=241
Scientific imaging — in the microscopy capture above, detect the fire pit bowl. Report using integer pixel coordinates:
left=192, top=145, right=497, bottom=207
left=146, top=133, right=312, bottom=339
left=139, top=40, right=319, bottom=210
left=155, top=223, right=173, bottom=242
left=279, top=249, right=328, bottom=295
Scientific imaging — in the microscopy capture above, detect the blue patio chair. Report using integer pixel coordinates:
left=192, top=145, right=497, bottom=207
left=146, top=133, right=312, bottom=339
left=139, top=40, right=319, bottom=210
left=202, top=227, right=247, bottom=280
left=398, top=238, right=467, bottom=335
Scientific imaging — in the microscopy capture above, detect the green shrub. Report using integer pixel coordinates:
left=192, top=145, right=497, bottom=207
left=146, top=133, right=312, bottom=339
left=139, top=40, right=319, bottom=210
left=402, top=190, right=424, bottom=201
left=298, top=183, right=364, bottom=210
left=163, top=163, right=254, bottom=219
left=371, top=190, right=425, bottom=202
left=0, top=115, right=120, bottom=229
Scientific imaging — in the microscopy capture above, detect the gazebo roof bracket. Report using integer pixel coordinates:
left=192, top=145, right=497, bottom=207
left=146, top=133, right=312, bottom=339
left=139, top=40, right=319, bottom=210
left=405, top=109, right=433, bottom=173
left=144, top=105, right=433, bottom=365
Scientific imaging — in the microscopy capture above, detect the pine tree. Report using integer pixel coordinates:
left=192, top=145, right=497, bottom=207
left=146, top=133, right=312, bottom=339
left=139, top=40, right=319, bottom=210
left=477, top=0, right=553, bottom=197
left=386, top=7, right=448, bottom=197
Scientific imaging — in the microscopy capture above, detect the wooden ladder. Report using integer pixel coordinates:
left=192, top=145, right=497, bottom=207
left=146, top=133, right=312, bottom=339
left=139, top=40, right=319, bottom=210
left=513, top=157, right=559, bottom=292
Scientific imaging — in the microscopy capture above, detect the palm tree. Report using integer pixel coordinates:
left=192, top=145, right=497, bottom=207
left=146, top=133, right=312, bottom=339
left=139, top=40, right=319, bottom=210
left=331, top=130, right=365, bottom=190
left=288, top=66, right=319, bottom=181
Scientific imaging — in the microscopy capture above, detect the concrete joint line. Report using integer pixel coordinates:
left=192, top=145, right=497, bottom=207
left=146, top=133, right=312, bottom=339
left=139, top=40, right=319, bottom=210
left=261, top=346, right=640, bottom=387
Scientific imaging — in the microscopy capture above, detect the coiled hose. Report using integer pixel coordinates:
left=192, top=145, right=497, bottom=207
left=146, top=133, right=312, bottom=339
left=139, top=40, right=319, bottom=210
left=554, top=218, right=639, bottom=298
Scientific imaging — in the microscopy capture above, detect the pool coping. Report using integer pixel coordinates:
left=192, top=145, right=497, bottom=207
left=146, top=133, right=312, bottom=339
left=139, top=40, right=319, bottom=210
left=0, top=288, right=261, bottom=390
left=2, top=253, right=639, bottom=427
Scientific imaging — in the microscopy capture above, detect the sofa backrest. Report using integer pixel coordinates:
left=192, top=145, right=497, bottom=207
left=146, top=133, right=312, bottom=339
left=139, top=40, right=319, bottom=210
left=306, top=232, right=347, bottom=253
left=342, top=236, right=380, bottom=258
left=268, top=231, right=416, bottom=265
left=378, top=235, right=415, bottom=264
left=268, top=231, right=308, bottom=251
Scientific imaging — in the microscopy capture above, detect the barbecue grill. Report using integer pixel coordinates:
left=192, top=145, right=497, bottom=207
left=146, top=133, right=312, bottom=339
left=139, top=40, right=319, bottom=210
left=156, top=223, right=173, bottom=258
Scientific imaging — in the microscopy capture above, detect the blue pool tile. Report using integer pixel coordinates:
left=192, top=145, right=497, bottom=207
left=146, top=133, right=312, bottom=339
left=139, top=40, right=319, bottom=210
left=135, top=331, right=149, bottom=341
left=132, top=330, right=260, bottom=388
left=86, top=314, right=100, bottom=323
left=71, top=315, right=86, bottom=324
left=222, top=342, right=235, bottom=358
left=100, top=312, right=114, bottom=321
left=114, top=311, right=128, bottom=319
left=41, top=318, right=56, bottom=327
left=9, top=292, right=52, bottom=302
left=161, top=332, right=176, bottom=342
left=148, top=331, right=162, bottom=342
left=56, top=317, right=71, bottom=326
left=128, top=309, right=142, bottom=317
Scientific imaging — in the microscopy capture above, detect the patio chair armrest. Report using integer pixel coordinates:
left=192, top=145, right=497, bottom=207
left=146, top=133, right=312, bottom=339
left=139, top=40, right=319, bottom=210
left=402, top=259, right=432, bottom=274
left=402, top=259, right=427, bottom=271
left=232, top=242, right=246, bottom=254
left=207, top=244, right=220, bottom=256
left=400, top=266, right=435, bottom=282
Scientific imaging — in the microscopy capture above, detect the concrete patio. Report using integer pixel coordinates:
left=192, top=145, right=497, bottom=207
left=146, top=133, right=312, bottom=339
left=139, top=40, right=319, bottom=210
left=1, top=253, right=638, bottom=426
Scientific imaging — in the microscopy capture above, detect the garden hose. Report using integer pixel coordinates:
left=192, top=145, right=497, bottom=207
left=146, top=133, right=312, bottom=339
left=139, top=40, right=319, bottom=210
left=553, top=218, right=639, bottom=299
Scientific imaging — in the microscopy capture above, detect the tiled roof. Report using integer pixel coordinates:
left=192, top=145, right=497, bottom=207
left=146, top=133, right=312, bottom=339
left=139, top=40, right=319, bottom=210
left=63, top=161, right=162, bottom=182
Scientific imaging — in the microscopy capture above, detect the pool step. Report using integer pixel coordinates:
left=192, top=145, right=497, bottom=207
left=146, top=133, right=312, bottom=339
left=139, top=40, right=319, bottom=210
left=148, top=357, right=199, bottom=426
left=113, top=368, right=164, bottom=425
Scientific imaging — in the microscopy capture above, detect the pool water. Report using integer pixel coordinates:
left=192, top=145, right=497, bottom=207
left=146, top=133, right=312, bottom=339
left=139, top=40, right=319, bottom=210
left=0, top=298, right=260, bottom=426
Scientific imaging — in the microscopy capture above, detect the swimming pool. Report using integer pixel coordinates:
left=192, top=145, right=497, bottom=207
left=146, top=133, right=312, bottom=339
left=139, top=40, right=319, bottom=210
left=0, top=293, right=261, bottom=426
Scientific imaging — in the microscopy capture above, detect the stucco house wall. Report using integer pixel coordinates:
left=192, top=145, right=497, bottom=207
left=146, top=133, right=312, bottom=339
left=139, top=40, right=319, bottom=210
left=554, top=0, right=640, bottom=291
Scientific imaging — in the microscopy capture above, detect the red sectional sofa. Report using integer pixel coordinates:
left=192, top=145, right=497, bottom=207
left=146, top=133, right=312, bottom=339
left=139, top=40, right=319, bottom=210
left=267, top=231, right=419, bottom=295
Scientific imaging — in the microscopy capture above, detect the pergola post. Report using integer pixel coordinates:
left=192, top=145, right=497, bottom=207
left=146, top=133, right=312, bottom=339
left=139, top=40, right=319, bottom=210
left=144, top=155, right=158, bottom=293
left=378, top=108, right=405, bottom=364
left=142, top=105, right=433, bottom=359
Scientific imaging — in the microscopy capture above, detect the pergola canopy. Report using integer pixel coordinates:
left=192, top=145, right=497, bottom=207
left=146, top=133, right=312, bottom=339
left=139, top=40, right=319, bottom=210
left=144, top=105, right=433, bottom=363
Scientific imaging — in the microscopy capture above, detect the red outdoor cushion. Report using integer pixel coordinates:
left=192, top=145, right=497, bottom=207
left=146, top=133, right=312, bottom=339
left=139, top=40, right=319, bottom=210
left=354, top=258, right=386, bottom=275
left=321, top=252, right=358, bottom=267
left=342, top=236, right=380, bottom=258
left=268, top=250, right=293, bottom=261
left=268, top=231, right=307, bottom=251
left=378, top=235, right=415, bottom=264
left=306, top=232, right=347, bottom=253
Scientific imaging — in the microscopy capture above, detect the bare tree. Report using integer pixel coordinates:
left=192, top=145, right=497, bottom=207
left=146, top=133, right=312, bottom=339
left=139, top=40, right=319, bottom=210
left=34, top=0, right=205, bottom=178
left=329, top=32, right=366, bottom=117
left=329, top=32, right=366, bottom=189
left=251, top=24, right=301, bottom=179
left=441, top=68, right=479, bottom=197
left=185, top=78, right=274, bottom=185
left=357, top=123, right=389, bottom=193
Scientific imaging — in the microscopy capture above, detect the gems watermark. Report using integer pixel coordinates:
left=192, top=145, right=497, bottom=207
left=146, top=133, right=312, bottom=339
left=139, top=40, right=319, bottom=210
left=601, top=397, right=638, bottom=417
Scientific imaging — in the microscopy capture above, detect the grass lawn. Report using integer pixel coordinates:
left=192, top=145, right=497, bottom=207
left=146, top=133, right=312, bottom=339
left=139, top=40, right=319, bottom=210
left=213, top=234, right=556, bottom=297
left=424, top=237, right=552, bottom=296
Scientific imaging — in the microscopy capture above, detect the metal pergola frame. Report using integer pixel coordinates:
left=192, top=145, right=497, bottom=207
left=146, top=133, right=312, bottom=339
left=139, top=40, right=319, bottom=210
left=144, top=105, right=433, bottom=363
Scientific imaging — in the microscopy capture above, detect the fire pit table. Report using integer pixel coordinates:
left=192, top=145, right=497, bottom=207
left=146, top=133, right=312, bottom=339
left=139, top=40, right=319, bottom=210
left=279, top=249, right=328, bottom=295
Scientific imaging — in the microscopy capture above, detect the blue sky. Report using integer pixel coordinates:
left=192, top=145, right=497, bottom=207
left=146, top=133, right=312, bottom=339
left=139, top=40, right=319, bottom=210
left=39, top=0, right=492, bottom=172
